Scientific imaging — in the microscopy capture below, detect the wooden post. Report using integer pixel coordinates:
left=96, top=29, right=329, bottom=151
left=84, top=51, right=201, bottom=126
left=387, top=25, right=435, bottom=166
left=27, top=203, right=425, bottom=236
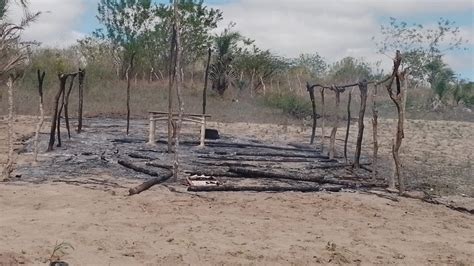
left=200, top=116, right=206, bottom=147
left=353, top=79, right=368, bottom=168
left=344, top=88, right=352, bottom=163
left=371, top=83, right=379, bottom=179
left=64, top=73, right=77, bottom=139
left=77, top=68, right=85, bottom=133
left=1, top=75, right=16, bottom=180
left=306, top=83, right=317, bottom=145
left=384, top=50, right=403, bottom=192
left=202, top=47, right=211, bottom=115
left=47, top=74, right=67, bottom=151
left=329, top=86, right=340, bottom=160
left=167, top=25, right=177, bottom=154
left=33, top=70, right=46, bottom=162
left=148, top=113, right=156, bottom=145
left=320, top=88, right=326, bottom=153
left=126, top=53, right=136, bottom=135
left=172, top=0, right=184, bottom=181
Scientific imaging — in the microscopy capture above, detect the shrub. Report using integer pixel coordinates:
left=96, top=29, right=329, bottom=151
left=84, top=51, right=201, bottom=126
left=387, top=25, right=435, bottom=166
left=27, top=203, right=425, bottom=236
left=263, top=92, right=312, bottom=119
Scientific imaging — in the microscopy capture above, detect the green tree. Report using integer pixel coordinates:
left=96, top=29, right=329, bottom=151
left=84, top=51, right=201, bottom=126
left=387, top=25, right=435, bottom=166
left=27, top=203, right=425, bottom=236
left=293, top=53, right=327, bottom=78
left=209, top=25, right=249, bottom=95
left=425, top=58, right=455, bottom=99
left=328, top=57, right=372, bottom=84
left=94, top=0, right=155, bottom=78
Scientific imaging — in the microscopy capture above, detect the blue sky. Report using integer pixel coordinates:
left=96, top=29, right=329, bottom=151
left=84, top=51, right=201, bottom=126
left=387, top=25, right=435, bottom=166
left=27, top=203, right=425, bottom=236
left=15, top=0, right=474, bottom=80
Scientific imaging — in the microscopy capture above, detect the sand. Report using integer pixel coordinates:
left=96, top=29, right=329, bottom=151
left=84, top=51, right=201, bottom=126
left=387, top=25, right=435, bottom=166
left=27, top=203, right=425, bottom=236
left=0, top=116, right=473, bottom=265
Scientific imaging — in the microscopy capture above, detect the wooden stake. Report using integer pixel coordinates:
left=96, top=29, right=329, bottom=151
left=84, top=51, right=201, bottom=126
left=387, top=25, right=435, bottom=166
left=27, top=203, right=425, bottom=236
left=64, top=73, right=77, bottom=139
left=384, top=50, right=403, bottom=192
left=344, top=88, right=352, bottom=163
left=33, top=70, right=45, bottom=162
left=329, top=86, right=340, bottom=160
left=353, top=80, right=368, bottom=168
left=202, top=47, right=211, bottom=115
left=371, top=83, right=379, bottom=179
left=77, top=68, right=85, bottom=133
left=320, top=88, right=326, bottom=153
left=307, top=83, right=317, bottom=145
left=172, top=0, right=183, bottom=181
left=126, top=52, right=136, bottom=135
left=1, top=75, right=15, bottom=180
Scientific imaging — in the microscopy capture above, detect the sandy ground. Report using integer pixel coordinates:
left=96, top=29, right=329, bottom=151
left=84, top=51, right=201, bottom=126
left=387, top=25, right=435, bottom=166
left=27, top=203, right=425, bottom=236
left=0, top=116, right=473, bottom=265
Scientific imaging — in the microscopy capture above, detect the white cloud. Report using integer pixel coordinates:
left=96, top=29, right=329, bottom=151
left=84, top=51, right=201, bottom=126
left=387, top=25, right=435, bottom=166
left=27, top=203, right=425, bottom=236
left=214, top=0, right=473, bottom=77
left=7, top=0, right=90, bottom=47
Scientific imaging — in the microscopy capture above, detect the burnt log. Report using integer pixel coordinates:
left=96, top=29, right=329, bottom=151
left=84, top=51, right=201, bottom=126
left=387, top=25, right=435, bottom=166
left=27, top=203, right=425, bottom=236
left=188, top=184, right=344, bottom=193
left=128, top=171, right=173, bottom=196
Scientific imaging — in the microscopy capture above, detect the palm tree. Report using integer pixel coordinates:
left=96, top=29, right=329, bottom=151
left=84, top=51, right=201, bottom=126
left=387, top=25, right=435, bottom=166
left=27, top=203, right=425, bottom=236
left=426, top=58, right=455, bottom=100
left=209, top=28, right=242, bottom=95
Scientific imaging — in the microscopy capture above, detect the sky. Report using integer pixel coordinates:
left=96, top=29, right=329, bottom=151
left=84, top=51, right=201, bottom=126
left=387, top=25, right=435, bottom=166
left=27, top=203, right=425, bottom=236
left=8, top=0, right=474, bottom=80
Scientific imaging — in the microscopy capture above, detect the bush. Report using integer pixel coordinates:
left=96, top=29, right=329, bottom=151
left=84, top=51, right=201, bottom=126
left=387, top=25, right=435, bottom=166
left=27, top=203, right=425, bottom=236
left=263, top=92, right=312, bottom=119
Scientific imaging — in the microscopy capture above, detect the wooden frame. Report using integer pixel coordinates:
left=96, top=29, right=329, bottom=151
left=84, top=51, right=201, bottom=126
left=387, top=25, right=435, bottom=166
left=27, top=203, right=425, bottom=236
left=148, top=111, right=211, bottom=147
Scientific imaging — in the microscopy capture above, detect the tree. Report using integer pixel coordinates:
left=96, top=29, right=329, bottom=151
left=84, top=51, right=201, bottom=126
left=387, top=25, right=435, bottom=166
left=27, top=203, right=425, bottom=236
left=328, top=57, right=372, bottom=84
left=234, top=45, right=288, bottom=94
left=425, top=58, right=455, bottom=100
left=1, top=0, right=38, bottom=180
left=94, top=0, right=155, bottom=78
left=375, top=17, right=467, bottom=87
left=209, top=25, right=246, bottom=95
left=293, top=53, right=327, bottom=78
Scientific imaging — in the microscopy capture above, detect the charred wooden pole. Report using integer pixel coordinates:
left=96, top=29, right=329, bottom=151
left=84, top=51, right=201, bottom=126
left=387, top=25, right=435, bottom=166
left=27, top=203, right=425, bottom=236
left=320, top=88, right=326, bottom=153
left=384, top=50, right=403, bottom=191
left=371, top=83, right=379, bottom=179
left=77, top=68, right=85, bottom=133
left=47, top=74, right=68, bottom=151
left=389, top=67, right=409, bottom=194
left=202, top=47, right=211, bottom=115
left=126, top=52, right=136, bottom=135
left=353, top=79, right=368, bottom=168
left=329, top=86, right=341, bottom=160
left=56, top=77, right=68, bottom=147
left=307, top=83, right=317, bottom=145
left=167, top=24, right=177, bottom=153
left=64, top=73, right=78, bottom=139
left=344, top=88, right=352, bottom=163
left=33, top=70, right=46, bottom=162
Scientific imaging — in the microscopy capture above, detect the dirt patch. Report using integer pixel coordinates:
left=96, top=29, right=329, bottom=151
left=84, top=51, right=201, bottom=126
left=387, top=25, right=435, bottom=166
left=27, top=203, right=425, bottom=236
left=0, top=115, right=473, bottom=265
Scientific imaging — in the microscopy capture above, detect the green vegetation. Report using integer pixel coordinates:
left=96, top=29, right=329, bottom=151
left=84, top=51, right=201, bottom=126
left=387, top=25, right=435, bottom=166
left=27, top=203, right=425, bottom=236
left=1, top=1, right=471, bottom=121
left=263, top=92, right=312, bottom=119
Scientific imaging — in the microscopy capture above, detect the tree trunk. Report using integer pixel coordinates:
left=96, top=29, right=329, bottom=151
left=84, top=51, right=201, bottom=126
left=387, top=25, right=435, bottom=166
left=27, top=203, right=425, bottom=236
left=77, top=69, right=85, bottom=133
left=371, top=83, right=379, bottom=179
left=260, top=76, right=266, bottom=95
left=344, top=89, right=352, bottom=163
left=353, top=80, right=368, bottom=168
left=329, top=87, right=340, bottom=160
left=1, top=75, right=15, bottom=180
left=33, top=70, right=46, bottom=163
